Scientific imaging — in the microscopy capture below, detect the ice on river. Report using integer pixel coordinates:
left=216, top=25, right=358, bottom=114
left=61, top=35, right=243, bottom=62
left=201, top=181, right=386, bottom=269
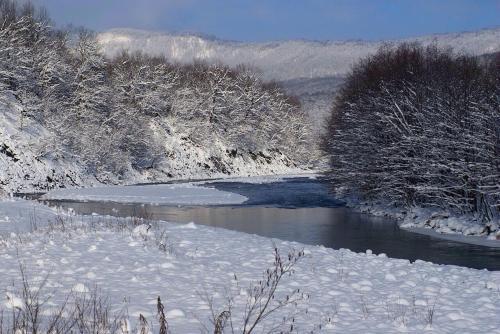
left=41, top=183, right=248, bottom=205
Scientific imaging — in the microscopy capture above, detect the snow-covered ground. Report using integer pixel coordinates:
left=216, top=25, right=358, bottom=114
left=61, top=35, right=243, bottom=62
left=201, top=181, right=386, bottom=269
left=0, top=197, right=61, bottom=235
left=41, top=183, right=248, bottom=205
left=0, top=206, right=499, bottom=333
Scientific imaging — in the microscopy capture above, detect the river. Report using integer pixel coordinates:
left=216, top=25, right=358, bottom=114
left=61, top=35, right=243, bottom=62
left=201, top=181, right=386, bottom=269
left=41, top=177, right=500, bottom=270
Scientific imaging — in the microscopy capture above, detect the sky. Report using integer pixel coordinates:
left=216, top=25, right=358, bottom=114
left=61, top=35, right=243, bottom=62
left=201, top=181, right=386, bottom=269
left=30, top=0, right=500, bottom=42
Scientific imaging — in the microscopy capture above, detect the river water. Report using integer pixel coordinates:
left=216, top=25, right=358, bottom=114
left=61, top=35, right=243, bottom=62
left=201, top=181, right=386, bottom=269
left=41, top=177, right=500, bottom=270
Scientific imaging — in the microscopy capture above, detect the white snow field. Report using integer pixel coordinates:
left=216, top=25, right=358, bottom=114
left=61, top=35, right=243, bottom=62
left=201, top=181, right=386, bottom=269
left=0, top=197, right=61, bottom=234
left=0, top=211, right=499, bottom=333
left=41, top=183, right=248, bottom=205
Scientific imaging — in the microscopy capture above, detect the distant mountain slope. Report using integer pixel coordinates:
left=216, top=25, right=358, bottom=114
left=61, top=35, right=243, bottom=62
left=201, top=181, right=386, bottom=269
left=280, top=76, right=344, bottom=131
left=98, top=27, right=500, bottom=134
left=98, top=27, right=500, bottom=82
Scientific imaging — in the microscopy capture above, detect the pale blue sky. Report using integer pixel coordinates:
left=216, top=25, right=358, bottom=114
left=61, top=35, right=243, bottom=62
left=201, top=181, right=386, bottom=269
left=31, top=0, right=500, bottom=42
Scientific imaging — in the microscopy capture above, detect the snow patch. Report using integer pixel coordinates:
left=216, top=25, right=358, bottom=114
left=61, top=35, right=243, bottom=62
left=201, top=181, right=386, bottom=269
left=42, top=183, right=248, bottom=205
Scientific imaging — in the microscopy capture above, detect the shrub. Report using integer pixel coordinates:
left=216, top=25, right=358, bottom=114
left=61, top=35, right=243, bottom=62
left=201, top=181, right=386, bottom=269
left=322, top=43, right=499, bottom=221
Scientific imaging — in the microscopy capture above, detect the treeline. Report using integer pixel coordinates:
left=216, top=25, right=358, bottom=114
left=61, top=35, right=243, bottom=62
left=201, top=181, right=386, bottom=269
left=323, top=43, right=499, bottom=222
left=0, top=0, right=311, bottom=181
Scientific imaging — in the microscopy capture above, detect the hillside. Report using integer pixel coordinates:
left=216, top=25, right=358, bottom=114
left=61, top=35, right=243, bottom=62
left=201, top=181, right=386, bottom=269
left=0, top=11, right=311, bottom=194
left=98, top=27, right=500, bottom=82
left=0, top=89, right=304, bottom=194
left=98, top=27, right=500, bottom=130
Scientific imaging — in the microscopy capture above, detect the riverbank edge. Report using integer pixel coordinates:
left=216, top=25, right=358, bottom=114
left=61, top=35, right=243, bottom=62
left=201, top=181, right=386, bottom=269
left=7, top=170, right=319, bottom=200
left=344, top=198, right=500, bottom=248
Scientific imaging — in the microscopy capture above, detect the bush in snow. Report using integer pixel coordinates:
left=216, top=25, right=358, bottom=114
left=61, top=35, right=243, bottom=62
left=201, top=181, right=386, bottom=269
left=322, top=43, right=499, bottom=225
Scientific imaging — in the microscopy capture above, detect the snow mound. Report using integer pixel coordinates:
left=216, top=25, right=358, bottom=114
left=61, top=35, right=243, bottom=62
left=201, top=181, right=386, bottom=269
left=71, top=283, right=90, bottom=293
left=132, top=224, right=153, bottom=238
left=4, top=292, right=23, bottom=310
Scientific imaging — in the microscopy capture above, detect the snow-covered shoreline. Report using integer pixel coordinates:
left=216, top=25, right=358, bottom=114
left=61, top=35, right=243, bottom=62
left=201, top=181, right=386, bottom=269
left=40, top=183, right=249, bottom=206
left=404, top=226, right=500, bottom=249
left=1, top=210, right=499, bottom=333
left=347, top=200, right=500, bottom=248
left=1, top=87, right=311, bottom=195
left=29, top=171, right=500, bottom=248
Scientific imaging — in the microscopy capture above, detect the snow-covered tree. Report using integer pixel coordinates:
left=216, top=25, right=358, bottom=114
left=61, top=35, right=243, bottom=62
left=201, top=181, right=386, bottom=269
left=0, top=0, right=313, bottom=185
left=323, top=44, right=499, bottom=222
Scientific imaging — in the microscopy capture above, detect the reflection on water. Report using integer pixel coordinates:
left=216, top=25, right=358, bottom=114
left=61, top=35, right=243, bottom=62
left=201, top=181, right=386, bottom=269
left=44, top=197, right=500, bottom=271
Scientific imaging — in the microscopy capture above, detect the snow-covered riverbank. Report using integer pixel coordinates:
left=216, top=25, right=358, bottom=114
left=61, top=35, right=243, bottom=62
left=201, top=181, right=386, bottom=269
left=41, top=183, right=248, bottom=205
left=0, top=204, right=499, bottom=333
left=38, top=172, right=321, bottom=204
left=343, top=199, right=500, bottom=248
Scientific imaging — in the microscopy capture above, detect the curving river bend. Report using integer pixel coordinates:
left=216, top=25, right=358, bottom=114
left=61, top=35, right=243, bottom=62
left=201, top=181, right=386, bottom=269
left=42, top=177, right=500, bottom=270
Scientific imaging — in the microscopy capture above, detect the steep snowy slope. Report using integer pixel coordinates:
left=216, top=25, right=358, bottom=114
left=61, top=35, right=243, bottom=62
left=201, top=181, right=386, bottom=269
left=0, top=92, right=96, bottom=193
left=0, top=92, right=302, bottom=194
left=98, top=27, right=500, bottom=81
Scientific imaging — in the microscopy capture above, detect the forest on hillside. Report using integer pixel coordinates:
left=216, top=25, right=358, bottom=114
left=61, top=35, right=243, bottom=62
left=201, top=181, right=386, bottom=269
left=323, top=43, right=500, bottom=224
left=0, top=0, right=311, bottom=187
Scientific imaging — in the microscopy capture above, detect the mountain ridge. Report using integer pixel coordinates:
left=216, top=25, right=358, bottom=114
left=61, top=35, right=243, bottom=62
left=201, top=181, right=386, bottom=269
left=101, top=26, right=500, bottom=46
left=98, top=27, right=500, bottom=81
